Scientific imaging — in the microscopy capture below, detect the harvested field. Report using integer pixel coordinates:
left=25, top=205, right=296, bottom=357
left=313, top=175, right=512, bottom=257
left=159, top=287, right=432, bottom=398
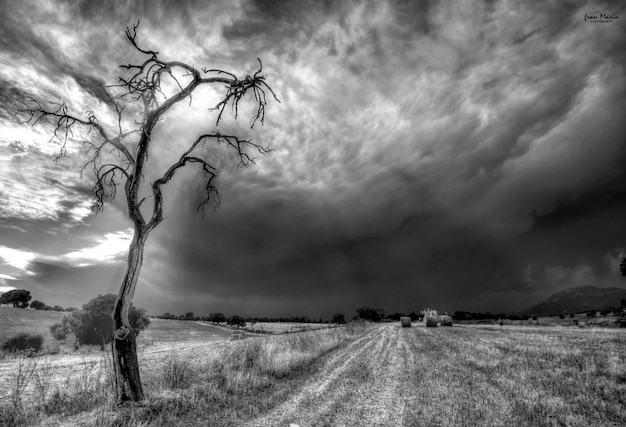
left=1, top=322, right=625, bottom=426
left=243, top=324, right=626, bottom=427
left=237, top=321, right=337, bottom=334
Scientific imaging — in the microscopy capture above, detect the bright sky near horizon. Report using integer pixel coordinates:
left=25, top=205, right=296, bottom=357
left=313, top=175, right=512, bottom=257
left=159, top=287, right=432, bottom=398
left=0, top=0, right=625, bottom=318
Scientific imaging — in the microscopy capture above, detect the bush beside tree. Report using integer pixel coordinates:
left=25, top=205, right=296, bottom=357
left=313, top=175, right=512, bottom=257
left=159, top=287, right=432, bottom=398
left=61, top=294, right=150, bottom=350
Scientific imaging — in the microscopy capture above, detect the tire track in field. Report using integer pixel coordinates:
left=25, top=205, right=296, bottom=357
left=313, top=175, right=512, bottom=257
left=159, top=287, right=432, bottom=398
left=324, top=326, right=415, bottom=426
left=245, top=325, right=420, bottom=427
left=243, top=326, right=385, bottom=427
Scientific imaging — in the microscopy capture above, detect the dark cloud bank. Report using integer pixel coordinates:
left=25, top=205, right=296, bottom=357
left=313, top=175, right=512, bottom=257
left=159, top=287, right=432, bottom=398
left=1, top=0, right=625, bottom=318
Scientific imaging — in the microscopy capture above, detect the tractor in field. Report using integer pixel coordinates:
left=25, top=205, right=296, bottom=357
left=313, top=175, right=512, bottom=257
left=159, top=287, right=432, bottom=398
left=421, top=308, right=453, bottom=327
left=422, top=308, right=439, bottom=327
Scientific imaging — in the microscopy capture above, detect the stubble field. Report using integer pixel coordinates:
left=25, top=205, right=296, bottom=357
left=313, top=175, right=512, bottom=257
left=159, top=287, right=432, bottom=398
left=1, top=313, right=625, bottom=426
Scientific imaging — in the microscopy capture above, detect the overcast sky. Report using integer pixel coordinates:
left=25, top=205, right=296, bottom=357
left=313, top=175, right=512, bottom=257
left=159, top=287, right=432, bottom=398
left=0, top=0, right=625, bottom=319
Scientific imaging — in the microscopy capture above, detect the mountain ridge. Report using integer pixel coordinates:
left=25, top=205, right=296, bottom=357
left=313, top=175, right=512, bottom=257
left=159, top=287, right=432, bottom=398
left=521, top=285, right=626, bottom=316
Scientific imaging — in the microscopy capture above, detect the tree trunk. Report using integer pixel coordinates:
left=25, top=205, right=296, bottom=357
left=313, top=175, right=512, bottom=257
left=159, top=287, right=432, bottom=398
left=112, top=229, right=147, bottom=403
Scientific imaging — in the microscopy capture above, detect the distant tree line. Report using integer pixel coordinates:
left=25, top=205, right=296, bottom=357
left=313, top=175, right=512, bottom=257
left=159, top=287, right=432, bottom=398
left=149, top=298, right=626, bottom=326
left=0, top=289, right=73, bottom=312
left=155, top=312, right=333, bottom=324
left=155, top=307, right=441, bottom=325
left=351, top=307, right=421, bottom=323
left=454, top=306, right=626, bottom=321
left=453, top=311, right=552, bottom=321
left=453, top=311, right=509, bottom=321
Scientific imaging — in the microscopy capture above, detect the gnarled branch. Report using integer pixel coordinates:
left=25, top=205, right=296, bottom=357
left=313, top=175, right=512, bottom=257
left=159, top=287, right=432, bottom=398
left=207, top=58, right=280, bottom=128
left=146, top=156, right=219, bottom=233
left=15, top=98, right=135, bottom=166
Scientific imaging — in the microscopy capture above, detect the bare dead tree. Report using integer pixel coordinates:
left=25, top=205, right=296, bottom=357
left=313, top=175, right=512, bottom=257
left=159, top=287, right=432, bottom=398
left=15, top=21, right=279, bottom=403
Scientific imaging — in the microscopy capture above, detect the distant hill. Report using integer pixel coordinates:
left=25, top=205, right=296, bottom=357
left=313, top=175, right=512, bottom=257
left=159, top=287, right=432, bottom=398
left=522, top=285, right=626, bottom=316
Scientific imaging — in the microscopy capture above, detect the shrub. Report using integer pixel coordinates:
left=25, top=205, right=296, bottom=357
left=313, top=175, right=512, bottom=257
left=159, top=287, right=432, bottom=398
left=62, top=294, right=150, bottom=350
left=356, top=307, right=384, bottom=322
left=228, top=315, right=246, bottom=328
left=331, top=313, right=346, bottom=324
left=30, top=300, right=47, bottom=310
left=2, top=333, right=44, bottom=354
left=49, top=323, right=67, bottom=341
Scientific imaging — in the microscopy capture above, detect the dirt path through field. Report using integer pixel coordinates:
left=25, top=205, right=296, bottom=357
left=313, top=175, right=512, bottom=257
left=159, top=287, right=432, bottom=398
left=245, top=324, right=419, bottom=427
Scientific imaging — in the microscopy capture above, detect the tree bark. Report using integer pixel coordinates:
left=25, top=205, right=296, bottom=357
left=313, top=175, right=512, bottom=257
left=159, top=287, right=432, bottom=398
left=112, top=229, right=147, bottom=403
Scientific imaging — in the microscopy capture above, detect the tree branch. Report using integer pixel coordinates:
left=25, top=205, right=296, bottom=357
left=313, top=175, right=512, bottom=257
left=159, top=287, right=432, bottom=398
left=145, top=131, right=270, bottom=231
left=146, top=156, right=220, bottom=232
left=114, top=21, right=280, bottom=130
left=206, top=59, right=280, bottom=128
left=16, top=20, right=278, bottom=230
left=15, top=99, right=135, bottom=165
left=91, top=164, right=130, bottom=212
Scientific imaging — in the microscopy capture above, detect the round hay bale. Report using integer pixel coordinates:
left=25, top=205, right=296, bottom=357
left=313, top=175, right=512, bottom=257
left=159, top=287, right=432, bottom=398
left=400, top=316, right=411, bottom=327
left=440, top=315, right=453, bottom=326
left=424, top=315, right=438, bottom=327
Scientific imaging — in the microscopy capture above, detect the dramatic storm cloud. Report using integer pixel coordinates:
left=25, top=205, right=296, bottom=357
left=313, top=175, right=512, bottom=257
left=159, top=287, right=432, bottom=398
left=1, top=0, right=625, bottom=317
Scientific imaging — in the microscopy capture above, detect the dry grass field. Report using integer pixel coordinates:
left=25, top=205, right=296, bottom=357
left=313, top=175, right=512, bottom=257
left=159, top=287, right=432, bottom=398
left=237, top=321, right=338, bottom=334
left=1, top=309, right=626, bottom=426
left=0, top=308, right=68, bottom=353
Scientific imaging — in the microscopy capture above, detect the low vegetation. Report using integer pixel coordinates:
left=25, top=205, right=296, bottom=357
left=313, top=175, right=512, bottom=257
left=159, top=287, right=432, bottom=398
left=0, top=323, right=368, bottom=426
left=2, top=333, right=44, bottom=354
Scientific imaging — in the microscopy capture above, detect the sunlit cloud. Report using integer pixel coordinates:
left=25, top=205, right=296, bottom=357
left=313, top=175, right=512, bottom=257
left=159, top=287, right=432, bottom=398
left=0, top=227, right=131, bottom=282
left=0, top=285, right=16, bottom=293
left=0, top=245, right=37, bottom=272
left=0, top=273, right=17, bottom=293
left=65, top=229, right=132, bottom=265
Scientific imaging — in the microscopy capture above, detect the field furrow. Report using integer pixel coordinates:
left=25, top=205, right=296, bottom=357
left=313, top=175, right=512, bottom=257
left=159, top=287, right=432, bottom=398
left=244, top=326, right=384, bottom=426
